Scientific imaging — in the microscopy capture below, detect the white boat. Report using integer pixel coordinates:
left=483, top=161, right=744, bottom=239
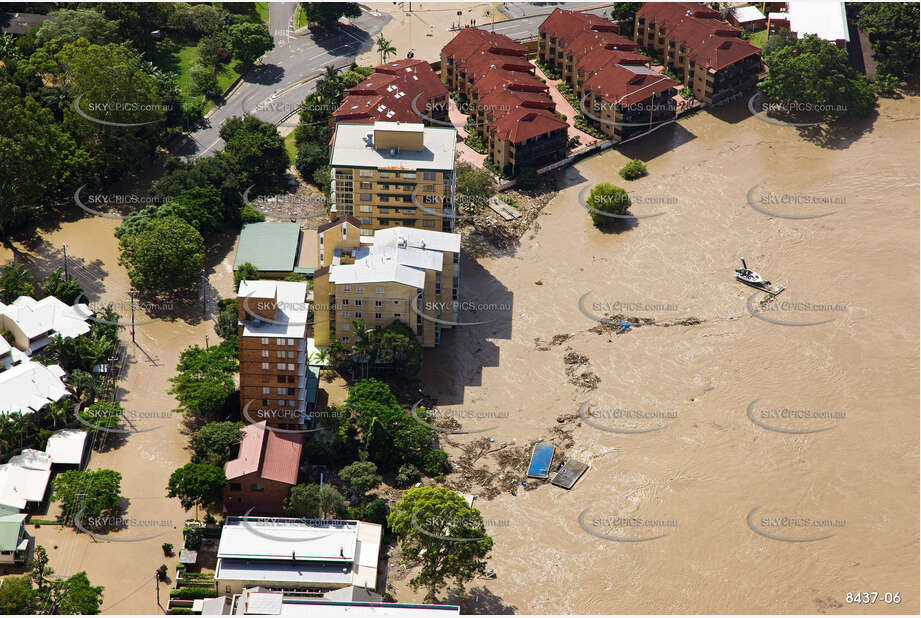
left=735, top=257, right=770, bottom=288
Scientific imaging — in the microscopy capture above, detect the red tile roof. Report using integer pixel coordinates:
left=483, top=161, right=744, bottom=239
left=566, top=30, right=638, bottom=59
left=333, top=60, right=447, bottom=125
left=461, top=51, right=534, bottom=81
left=539, top=8, right=619, bottom=48
left=318, top=215, right=361, bottom=234
left=668, top=15, right=738, bottom=46
left=224, top=421, right=303, bottom=485
left=477, top=89, right=555, bottom=123
left=576, top=48, right=648, bottom=76
left=471, top=70, right=548, bottom=99
left=584, top=64, right=677, bottom=108
left=442, top=27, right=526, bottom=62
left=489, top=107, right=567, bottom=144
left=689, top=35, right=760, bottom=70
left=637, top=2, right=719, bottom=28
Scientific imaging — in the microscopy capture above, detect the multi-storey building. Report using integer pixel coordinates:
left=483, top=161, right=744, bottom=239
left=332, top=58, right=450, bottom=126
left=634, top=3, right=762, bottom=103
left=329, top=121, right=457, bottom=235
left=583, top=63, right=678, bottom=141
left=313, top=220, right=460, bottom=349
left=236, top=280, right=316, bottom=430
left=538, top=8, right=638, bottom=81
left=440, top=27, right=527, bottom=93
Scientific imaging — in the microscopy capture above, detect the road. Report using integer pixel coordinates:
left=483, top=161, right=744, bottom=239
left=179, top=4, right=390, bottom=157
left=492, top=2, right=612, bottom=39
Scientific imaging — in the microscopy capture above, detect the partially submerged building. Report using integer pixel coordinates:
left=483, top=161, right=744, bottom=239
left=214, top=517, right=382, bottom=595
left=0, top=449, right=53, bottom=512
left=0, top=360, right=68, bottom=417
left=313, top=219, right=460, bottom=349
left=223, top=421, right=303, bottom=515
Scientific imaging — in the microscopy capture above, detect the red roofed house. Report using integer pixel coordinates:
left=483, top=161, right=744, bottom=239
left=223, top=421, right=304, bottom=515
left=634, top=3, right=762, bottom=103
left=583, top=64, right=678, bottom=141
left=333, top=58, right=449, bottom=127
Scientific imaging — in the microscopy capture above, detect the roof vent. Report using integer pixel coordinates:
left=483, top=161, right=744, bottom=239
left=397, top=235, right=407, bottom=248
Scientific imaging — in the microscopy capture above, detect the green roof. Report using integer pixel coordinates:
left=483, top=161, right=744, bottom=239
left=0, top=511, right=26, bottom=551
left=234, top=222, right=301, bottom=273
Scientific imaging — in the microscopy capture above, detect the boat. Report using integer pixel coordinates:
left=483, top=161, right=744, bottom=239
left=735, top=257, right=770, bottom=289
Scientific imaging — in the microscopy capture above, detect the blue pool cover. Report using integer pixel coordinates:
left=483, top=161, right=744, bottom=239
left=527, top=443, right=556, bottom=479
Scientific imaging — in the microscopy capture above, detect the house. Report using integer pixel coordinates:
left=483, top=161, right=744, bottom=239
left=0, top=449, right=53, bottom=512
left=729, top=5, right=767, bottom=31
left=0, top=506, right=31, bottom=564
left=0, top=334, right=11, bottom=369
left=0, top=295, right=91, bottom=356
left=233, top=222, right=315, bottom=279
left=214, top=517, right=382, bottom=595
left=236, top=281, right=318, bottom=430
left=329, top=121, right=458, bottom=234
left=333, top=59, right=449, bottom=126
left=44, top=429, right=89, bottom=468
left=768, top=2, right=849, bottom=48
left=0, top=360, right=69, bottom=417
left=312, top=221, right=461, bottom=349
left=196, top=586, right=460, bottom=615
left=634, top=2, right=763, bottom=103
left=223, top=421, right=303, bottom=515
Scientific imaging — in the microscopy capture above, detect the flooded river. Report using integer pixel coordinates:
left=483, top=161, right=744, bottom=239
left=413, top=95, right=920, bottom=614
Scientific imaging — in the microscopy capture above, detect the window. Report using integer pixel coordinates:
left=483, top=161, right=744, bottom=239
left=277, top=375, right=286, bottom=383
left=379, top=171, right=391, bottom=178
left=341, top=298, right=349, bottom=305
left=277, top=363, right=285, bottom=370
left=251, top=483, right=265, bottom=492
left=359, top=205, right=372, bottom=213
left=277, top=387, right=285, bottom=395
left=343, top=285, right=351, bottom=292
left=356, top=286, right=363, bottom=293
left=277, top=400, right=284, bottom=406
left=287, top=338, right=294, bottom=346
left=342, top=336, right=349, bottom=343
left=423, top=219, right=436, bottom=228
left=261, top=337, right=269, bottom=345
left=261, top=362, right=269, bottom=370
left=277, top=337, right=286, bottom=345
left=262, top=399, right=269, bottom=405
left=375, top=300, right=383, bottom=307
left=394, top=313, right=401, bottom=318
left=262, top=387, right=270, bottom=394
left=354, top=311, right=362, bottom=318
left=277, top=350, right=285, bottom=358
left=359, top=170, right=373, bottom=177
left=394, top=300, right=401, bottom=305
left=359, top=193, right=372, bottom=201
left=359, top=181, right=372, bottom=189
left=342, top=324, right=350, bottom=331
left=360, top=217, right=372, bottom=225
left=375, top=313, right=382, bottom=320
left=288, top=388, right=295, bottom=396
left=261, top=350, right=269, bottom=358
left=287, top=363, right=294, bottom=371
left=341, top=311, right=350, bottom=319
left=423, top=171, right=436, bottom=180
left=354, top=299, right=362, bottom=306
left=288, top=351, right=296, bottom=359
left=402, top=172, right=416, bottom=179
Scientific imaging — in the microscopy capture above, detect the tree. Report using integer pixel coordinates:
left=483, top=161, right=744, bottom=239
left=228, top=22, right=274, bottom=65
left=610, top=2, right=639, bottom=22
left=758, top=34, right=876, bottom=119
left=166, top=463, right=226, bottom=514
left=294, top=140, right=330, bottom=183
left=234, top=262, right=260, bottom=290
left=52, top=469, right=123, bottom=525
left=215, top=298, right=239, bottom=339
left=53, top=572, right=104, bottom=615
left=586, top=183, right=630, bottom=227
left=618, top=159, right=647, bottom=180
left=41, top=267, right=84, bottom=304
left=388, top=487, right=493, bottom=602
left=857, top=3, right=920, bottom=80
left=169, top=343, right=237, bottom=423
left=153, top=154, right=244, bottom=223
left=35, top=8, right=120, bottom=46
left=0, top=84, right=89, bottom=234
left=158, top=186, right=224, bottom=235
left=220, top=115, right=289, bottom=193
left=760, top=28, right=796, bottom=58
left=190, top=421, right=244, bottom=466
left=301, top=2, right=361, bottom=29
left=339, top=461, right=382, bottom=503
left=455, top=162, right=496, bottom=214
left=119, top=215, right=205, bottom=292
left=376, top=33, right=396, bottom=64
left=284, top=483, right=347, bottom=518
left=0, top=263, right=35, bottom=303
left=190, top=63, right=219, bottom=98
left=0, top=575, right=35, bottom=614
left=377, top=320, right=423, bottom=376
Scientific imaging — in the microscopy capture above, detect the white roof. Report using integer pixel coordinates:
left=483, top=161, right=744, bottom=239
left=373, top=120, right=423, bottom=133
left=237, top=281, right=309, bottom=339
left=0, top=450, right=53, bottom=509
left=0, top=360, right=68, bottom=416
left=0, top=335, right=10, bottom=357
left=217, top=518, right=359, bottom=562
left=769, top=2, right=849, bottom=42
left=732, top=5, right=765, bottom=22
left=45, top=429, right=89, bottom=465
left=331, top=123, right=456, bottom=171
left=329, top=227, right=459, bottom=288
left=0, top=296, right=91, bottom=342
left=234, top=592, right=459, bottom=617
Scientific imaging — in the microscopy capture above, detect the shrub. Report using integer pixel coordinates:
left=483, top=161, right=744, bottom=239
left=395, top=463, right=421, bottom=488
left=162, top=542, right=173, bottom=556
left=421, top=449, right=451, bottom=477
left=183, top=526, right=203, bottom=551
left=169, top=587, right=217, bottom=600
left=157, top=564, right=168, bottom=581
left=619, top=159, right=647, bottom=180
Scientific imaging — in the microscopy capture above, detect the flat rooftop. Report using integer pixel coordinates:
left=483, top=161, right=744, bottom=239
left=331, top=123, right=457, bottom=171
left=237, top=280, right=309, bottom=339
left=770, top=1, right=849, bottom=43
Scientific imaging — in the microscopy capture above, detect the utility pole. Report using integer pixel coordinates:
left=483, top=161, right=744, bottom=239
left=201, top=271, right=207, bottom=316
left=155, top=571, right=161, bottom=612
left=129, top=291, right=136, bottom=344
left=62, top=244, right=68, bottom=280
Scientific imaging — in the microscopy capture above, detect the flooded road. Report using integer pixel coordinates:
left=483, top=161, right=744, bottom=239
left=412, top=96, right=920, bottom=613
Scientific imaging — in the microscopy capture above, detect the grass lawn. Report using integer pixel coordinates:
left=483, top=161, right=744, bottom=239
left=749, top=28, right=768, bottom=49
left=284, top=131, right=298, bottom=164
left=255, top=2, right=269, bottom=24
left=294, top=5, right=308, bottom=29
left=150, top=37, right=245, bottom=115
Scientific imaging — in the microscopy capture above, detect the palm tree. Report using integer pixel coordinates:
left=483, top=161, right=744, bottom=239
left=316, top=64, right=342, bottom=103
left=376, top=34, right=396, bottom=65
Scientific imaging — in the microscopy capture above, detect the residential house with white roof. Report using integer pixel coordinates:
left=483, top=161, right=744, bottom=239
left=214, top=517, right=382, bottom=595
left=0, top=360, right=68, bottom=417
left=0, top=295, right=91, bottom=356
left=0, top=449, right=53, bottom=511
left=44, top=428, right=89, bottom=467
left=313, top=219, right=461, bottom=349
left=768, top=1, right=849, bottom=48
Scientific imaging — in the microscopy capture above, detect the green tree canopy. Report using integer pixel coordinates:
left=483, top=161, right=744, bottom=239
left=166, top=463, right=226, bottom=512
left=35, top=8, right=120, bottom=46
left=455, top=161, right=496, bottom=213
left=119, top=215, right=205, bottom=291
left=228, top=21, right=274, bottom=65
left=586, top=182, right=630, bottom=227
left=301, top=3, right=361, bottom=29
left=41, top=267, right=85, bottom=304
left=169, top=341, right=238, bottom=423
left=234, top=261, right=260, bottom=289
left=284, top=483, right=347, bottom=518
left=339, top=460, right=382, bottom=503
left=190, top=421, right=244, bottom=466
left=388, top=487, right=493, bottom=602
left=0, top=575, right=35, bottom=614
left=610, top=2, right=639, bottom=22
left=0, top=263, right=36, bottom=303
left=220, top=115, right=289, bottom=193
left=52, top=469, right=123, bottom=526
left=857, top=3, right=920, bottom=80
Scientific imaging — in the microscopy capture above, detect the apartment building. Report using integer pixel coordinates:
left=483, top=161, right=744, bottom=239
left=440, top=27, right=527, bottom=93
left=236, top=280, right=317, bottom=430
left=634, top=3, right=762, bottom=103
left=538, top=8, right=639, bottom=81
left=583, top=63, right=678, bottom=141
left=329, top=121, right=457, bottom=235
left=332, top=58, right=450, bottom=126
left=313, top=222, right=460, bottom=350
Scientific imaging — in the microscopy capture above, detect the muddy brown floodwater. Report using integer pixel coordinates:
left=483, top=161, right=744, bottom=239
left=408, top=96, right=920, bottom=614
